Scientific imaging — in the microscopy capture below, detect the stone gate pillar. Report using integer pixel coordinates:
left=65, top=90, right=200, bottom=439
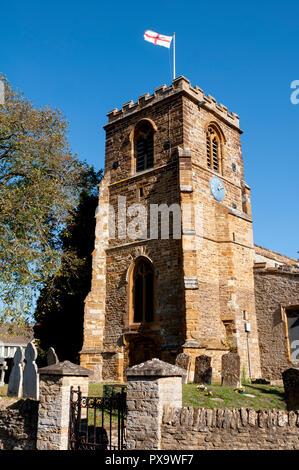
left=37, top=361, right=91, bottom=450
left=125, top=358, right=184, bottom=450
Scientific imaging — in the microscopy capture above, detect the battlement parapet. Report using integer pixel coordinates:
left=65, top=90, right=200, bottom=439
left=106, top=76, right=240, bottom=128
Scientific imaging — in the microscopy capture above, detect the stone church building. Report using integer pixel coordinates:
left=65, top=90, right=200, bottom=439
left=79, top=76, right=299, bottom=383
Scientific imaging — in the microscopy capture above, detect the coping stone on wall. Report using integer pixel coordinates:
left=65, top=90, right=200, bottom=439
left=38, top=360, right=93, bottom=377
left=125, top=358, right=185, bottom=378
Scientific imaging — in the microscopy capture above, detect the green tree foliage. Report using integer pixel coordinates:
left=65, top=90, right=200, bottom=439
left=0, top=75, right=93, bottom=323
left=34, top=168, right=102, bottom=364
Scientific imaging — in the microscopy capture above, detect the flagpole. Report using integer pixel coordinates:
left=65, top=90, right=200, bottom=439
left=173, top=32, right=176, bottom=80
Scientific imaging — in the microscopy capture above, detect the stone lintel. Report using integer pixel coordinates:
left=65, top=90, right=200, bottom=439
left=221, top=313, right=236, bottom=321
left=126, top=358, right=185, bottom=378
left=177, top=146, right=191, bottom=158
left=227, top=206, right=252, bottom=222
left=38, top=360, right=92, bottom=377
left=183, top=339, right=207, bottom=349
left=180, top=185, right=193, bottom=193
left=182, top=229, right=196, bottom=236
left=79, top=347, right=103, bottom=355
left=242, top=180, right=251, bottom=190
left=184, top=277, right=199, bottom=289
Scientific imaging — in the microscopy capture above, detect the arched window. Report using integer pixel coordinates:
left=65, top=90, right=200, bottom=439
left=206, top=126, right=221, bottom=172
left=134, top=120, right=154, bottom=172
left=131, top=257, right=154, bottom=323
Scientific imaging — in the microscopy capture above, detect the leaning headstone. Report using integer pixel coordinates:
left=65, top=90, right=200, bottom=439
left=175, top=353, right=190, bottom=384
left=47, top=347, right=58, bottom=365
left=23, top=342, right=39, bottom=400
left=7, top=347, right=24, bottom=397
left=194, top=355, right=212, bottom=384
left=282, top=368, right=299, bottom=410
left=221, top=352, right=241, bottom=387
left=0, top=359, right=8, bottom=387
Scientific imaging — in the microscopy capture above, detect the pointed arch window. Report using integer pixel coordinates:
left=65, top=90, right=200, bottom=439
left=134, top=120, right=154, bottom=172
left=206, top=126, right=221, bottom=173
left=131, top=257, right=155, bottom=324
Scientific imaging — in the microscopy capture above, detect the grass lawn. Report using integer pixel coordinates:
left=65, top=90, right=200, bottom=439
left=87, top=384, right=126, bottom=427
left=182, top=383, right=286, bottom=410
left=0, top=382, right=286, bottom=411
left=88, top=382, right=286, bottom=410
left=88, top=383, right=104, bottom=398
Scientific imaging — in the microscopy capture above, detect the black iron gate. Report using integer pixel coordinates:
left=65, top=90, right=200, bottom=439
left=68, top=385, right=126, bottom=450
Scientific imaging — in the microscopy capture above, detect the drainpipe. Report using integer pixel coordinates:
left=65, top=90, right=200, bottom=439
left=245, top=321, right=252, bottom=382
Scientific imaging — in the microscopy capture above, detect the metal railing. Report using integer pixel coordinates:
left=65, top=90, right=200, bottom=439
left=68, top=386, right=126, bottom=450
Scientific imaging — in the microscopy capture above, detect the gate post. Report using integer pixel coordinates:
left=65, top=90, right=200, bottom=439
left=36, top=361, right=91, bottom=450
left=125, top=358, right=184, bottom=450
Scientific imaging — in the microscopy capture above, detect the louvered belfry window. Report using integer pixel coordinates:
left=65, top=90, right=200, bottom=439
left=206, top=126, right=220, bottom=172
left=135, top=121, right=154, bottom=172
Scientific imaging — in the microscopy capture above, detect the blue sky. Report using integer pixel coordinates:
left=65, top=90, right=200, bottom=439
left=1, top=0, right=298, bottom=259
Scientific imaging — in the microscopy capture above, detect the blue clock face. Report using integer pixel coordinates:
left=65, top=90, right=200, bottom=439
left=210, top=176, right=226, bottom=202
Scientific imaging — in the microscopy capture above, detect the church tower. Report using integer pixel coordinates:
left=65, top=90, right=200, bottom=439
left=80, top=76, right=262, bottom=382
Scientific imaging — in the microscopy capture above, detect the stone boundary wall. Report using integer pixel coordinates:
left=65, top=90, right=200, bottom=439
left=1, top=399, right=299, bottom=450
left=0, top=361, right=91, bottom=451
left=162, top=406, right=299, bottom=450
left=0, top=399, right=38, bottom=450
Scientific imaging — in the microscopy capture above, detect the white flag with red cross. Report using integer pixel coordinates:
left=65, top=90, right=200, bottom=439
left=144, top=30, right=173, bottom=49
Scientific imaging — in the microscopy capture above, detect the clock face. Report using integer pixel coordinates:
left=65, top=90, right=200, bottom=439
left=210, top=176, right=226, bottom=202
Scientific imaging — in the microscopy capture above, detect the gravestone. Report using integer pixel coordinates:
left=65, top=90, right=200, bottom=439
left=47, top=347, right=58, bottom=365
left=282, top=368, right=299, bottom=410
left=7, top=347, right=24, bottom=397
left=194, top=355, right=212, bottom=384
left=175, top=353, right=190, bottom=384
left=221, top=352, right=241, bottom=387
left=0, top=359, right=8, bottom=387
left=23, top=342, right=39, bottom=400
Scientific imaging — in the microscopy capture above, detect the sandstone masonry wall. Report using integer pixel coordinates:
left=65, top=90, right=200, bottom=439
left=254, top=267, right=299, bottom=381
left=162, top=406, right=299, bottom=450
left=181, top=89, right=261, bottom=380
left=81, top=75, right=263, bottom=382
